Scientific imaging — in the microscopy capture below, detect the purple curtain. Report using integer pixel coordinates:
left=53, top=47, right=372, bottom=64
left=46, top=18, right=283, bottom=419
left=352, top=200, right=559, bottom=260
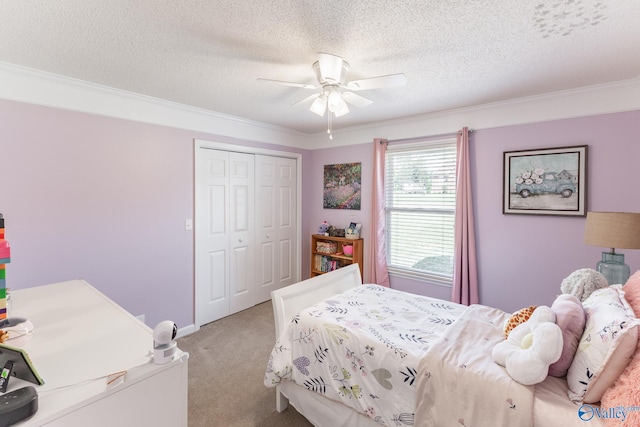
left=369, top=138, right=390, bottom=287
left=452, top=127, right=479, bottom=305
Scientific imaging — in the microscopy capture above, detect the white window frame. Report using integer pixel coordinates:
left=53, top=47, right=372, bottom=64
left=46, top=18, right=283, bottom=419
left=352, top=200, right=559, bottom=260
left=385, top=138, right=457, bottom=287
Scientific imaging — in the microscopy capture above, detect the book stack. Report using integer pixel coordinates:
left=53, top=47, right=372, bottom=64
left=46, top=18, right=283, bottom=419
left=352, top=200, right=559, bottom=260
left=0, top=214, right=9, bottom=321
left=314, top=255, right=341, bottom=273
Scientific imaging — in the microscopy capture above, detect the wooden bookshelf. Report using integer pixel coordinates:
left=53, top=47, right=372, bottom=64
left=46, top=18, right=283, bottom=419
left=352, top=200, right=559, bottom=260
left=311, top=234, right=363, bottom=278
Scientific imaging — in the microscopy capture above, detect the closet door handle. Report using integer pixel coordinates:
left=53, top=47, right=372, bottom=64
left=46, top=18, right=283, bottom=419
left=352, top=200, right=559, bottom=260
left=266, top=234, right=270, bottom=239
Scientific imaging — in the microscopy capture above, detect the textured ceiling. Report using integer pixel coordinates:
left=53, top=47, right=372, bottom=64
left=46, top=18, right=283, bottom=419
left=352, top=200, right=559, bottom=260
left=1, top=0, right=639, bottom=134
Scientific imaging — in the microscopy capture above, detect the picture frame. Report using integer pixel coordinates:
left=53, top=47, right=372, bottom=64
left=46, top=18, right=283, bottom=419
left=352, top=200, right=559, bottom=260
left=0, top=343, right=44, bottom=385
left=503, top=145, right=587, bottom=216
left=323, top=162, right=362, bottom=210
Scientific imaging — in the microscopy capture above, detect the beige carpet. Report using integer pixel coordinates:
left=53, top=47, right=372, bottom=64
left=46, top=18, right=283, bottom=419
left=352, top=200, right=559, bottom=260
left=177, top=302, right=313, bottom=427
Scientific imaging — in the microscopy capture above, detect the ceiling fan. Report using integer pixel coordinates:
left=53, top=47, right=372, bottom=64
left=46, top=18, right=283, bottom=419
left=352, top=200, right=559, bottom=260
left=258, top=53, right=406, bottom=138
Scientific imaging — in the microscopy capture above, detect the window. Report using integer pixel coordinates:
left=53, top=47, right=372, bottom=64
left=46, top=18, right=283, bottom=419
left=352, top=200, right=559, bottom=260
left=385, top=139, right=457, bottom=285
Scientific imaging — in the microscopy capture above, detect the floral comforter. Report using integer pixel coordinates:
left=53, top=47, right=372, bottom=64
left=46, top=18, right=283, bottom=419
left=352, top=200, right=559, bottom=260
left=264, top=284, right=466, bottom=425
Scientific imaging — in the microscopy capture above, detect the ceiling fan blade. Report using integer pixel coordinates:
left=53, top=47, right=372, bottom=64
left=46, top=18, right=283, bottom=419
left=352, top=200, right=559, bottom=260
left=346, top=73, right=406, bottom=91
left=341, top=91, right=373, bottom=108
left=291, top=93, right=320, bottom=107
left=257, top=78, right=317, bottom=90
left=317, top=53, right=344, bottom=83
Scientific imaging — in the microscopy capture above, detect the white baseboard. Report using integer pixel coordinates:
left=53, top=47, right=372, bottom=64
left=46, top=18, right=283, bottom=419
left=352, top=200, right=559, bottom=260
left=176, top=323, right=197, bottom=339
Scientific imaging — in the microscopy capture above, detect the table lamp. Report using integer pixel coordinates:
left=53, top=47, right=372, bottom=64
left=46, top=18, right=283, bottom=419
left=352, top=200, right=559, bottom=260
left=584, top=211, right=640, bottom=285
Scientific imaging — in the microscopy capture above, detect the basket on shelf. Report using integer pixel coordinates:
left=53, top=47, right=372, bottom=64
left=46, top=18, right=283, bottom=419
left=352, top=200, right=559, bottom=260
left=345, top=228, right=360, bottom=240
left=316, top=241, right=338, bottom=254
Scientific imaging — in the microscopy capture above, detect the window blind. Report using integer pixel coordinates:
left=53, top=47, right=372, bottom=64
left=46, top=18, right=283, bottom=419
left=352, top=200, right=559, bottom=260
left=385, top=140, right=457, bottom=285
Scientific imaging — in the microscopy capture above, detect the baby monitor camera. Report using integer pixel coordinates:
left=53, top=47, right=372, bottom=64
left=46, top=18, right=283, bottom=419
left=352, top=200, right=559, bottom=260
left=153, top=320, right=177, bottom=364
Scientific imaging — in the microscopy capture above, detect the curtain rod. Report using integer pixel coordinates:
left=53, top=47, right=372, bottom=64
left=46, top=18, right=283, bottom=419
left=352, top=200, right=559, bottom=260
left=386, top=129, right=474, bottom=144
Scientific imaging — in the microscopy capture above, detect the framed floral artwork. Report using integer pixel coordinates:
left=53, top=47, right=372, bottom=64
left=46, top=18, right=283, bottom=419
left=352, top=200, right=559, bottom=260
left=503, top=145, right=587, bottom=216
left=323, top=162, right=361, bottom=210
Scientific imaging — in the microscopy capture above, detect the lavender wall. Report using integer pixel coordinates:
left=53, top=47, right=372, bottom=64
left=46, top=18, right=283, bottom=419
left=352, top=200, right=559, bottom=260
left=306, top=110, right=640, bottom=312
left=474, top=111, right=640, bottom=312
left=302, top=144, right=373, bottom=282
left=0, top=99, right=310, bottom=329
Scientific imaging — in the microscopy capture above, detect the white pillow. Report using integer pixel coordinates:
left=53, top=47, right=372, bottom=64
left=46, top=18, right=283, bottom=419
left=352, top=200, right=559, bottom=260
left=566, top=286, right=640, bottom=403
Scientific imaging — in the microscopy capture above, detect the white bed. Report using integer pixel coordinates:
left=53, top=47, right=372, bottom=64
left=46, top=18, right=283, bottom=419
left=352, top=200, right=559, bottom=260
left=266, top=264, right=606, bottom=427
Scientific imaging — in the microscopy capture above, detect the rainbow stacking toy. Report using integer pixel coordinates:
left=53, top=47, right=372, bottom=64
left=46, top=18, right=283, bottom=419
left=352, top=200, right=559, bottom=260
left=0, top=213, right=10, bottom=321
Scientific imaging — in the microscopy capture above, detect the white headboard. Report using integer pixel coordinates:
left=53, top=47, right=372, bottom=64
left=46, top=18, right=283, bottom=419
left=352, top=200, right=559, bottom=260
left=271, top=264, right=363, bottom=338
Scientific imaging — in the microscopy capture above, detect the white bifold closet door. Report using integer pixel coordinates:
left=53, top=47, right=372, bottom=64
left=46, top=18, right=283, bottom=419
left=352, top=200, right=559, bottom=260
left=196, top=149, right=255, bottom=325
left=255, top=155, right=298, bottom=304
left=196, top=148, right=298, bottom=327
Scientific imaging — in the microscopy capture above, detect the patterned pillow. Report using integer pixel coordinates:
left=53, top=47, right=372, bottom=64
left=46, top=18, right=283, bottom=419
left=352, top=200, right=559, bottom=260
left=503, top=306, right=537, bottom=338
left=566, top=286, right=640, bottom=403
left=601, top=271, right=640, bottom=426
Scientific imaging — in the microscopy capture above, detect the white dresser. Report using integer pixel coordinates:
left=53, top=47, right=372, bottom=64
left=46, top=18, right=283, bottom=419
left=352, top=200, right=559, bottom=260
left=6, top=280, right=188, bottom=426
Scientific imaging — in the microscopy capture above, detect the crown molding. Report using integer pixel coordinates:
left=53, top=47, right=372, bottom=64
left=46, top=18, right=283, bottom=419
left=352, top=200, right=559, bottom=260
left=308, top=77, right=640, bottom=148
left=0, top=61, right=306, bottom=148
left=1, top=61, right=638, bottom=150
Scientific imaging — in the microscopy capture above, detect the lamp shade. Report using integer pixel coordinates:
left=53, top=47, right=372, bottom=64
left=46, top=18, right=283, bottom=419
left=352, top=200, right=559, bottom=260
left=584, top=212, right=640, bottom=249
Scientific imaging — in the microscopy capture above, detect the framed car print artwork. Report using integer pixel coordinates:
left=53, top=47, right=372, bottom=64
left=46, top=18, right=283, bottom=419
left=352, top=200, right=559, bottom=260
left=503, top=145, right=587, bottom=216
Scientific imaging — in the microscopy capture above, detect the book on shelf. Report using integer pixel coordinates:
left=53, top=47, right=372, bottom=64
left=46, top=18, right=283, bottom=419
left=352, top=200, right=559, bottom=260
left=314, top=255, right=341, bottom=273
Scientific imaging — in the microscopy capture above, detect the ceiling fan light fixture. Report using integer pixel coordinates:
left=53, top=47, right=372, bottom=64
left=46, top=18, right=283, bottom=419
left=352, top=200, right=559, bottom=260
left=326, top=88, right=349, bottom=116
left=333, top=102, right=349, bottom=117
left=310, top=94, right=327, bottom=116
left=327, top=91, right=343, bottom=109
